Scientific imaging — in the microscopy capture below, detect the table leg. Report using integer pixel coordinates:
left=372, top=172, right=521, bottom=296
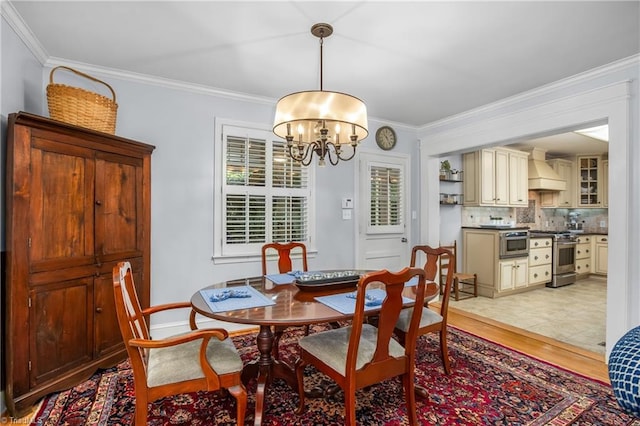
left=241, top=325, right=298, bottom=426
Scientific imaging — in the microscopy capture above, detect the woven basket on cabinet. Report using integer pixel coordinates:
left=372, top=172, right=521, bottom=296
left=46, top=66, right=118, bottom=134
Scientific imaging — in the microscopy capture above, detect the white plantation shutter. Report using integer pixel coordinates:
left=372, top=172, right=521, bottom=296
left=368, top=163, right=404, bottom=233
left=219, top=124, right=313, bottom=257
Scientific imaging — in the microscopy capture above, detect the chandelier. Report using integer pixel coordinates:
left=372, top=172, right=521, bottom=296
left=273, top=23, right=368, bottom=166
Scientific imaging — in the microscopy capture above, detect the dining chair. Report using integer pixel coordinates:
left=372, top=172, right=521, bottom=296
left=262, top=241, right=311, bottom=358
left=261, top=241, right=308, bottom=276
left=395, top=245, right=455, bottom=377
left=295, top=267, right=427, bottom=426
left=439, top=240, right=477, bottom=301
left=112, top=261, right=247, bottom=425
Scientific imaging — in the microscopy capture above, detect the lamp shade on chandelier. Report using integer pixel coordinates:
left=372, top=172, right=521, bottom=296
left=273, top=23, right=368, bottom=166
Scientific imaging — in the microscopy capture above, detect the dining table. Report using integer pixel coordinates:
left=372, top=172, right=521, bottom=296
left=190, top=269, right=439, bottom=426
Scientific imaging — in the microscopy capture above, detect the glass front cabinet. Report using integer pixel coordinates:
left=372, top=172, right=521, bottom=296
left=577, top=155, right=603, bottom=207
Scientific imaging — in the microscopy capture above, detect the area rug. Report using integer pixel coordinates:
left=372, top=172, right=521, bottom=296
left=32, top=326, right=640, bottom=425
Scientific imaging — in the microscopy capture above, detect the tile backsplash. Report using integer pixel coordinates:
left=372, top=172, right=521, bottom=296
left=461, top=192, right=608, bottom=233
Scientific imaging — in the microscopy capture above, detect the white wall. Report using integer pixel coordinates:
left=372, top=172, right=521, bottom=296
left=418, top=56, right=640, bottom=360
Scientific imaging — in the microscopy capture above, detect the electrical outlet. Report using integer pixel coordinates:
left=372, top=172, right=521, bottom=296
left=600, top=220, right=606, bottom=228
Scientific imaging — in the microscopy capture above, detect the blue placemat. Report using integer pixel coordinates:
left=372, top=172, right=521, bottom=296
left=315, top=289, right=413, bottom=315
left=265, top=273, right=296, bottom=285
left=405, top=276, right=419, bottom=286
left=200, top=285, right=275, bottom=312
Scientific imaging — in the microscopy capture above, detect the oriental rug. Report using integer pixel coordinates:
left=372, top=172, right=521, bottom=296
left=32, top=326, right=640, bottom=425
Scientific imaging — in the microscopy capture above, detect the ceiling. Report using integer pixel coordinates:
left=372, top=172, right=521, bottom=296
left=7, top=1, right=639, bottom=129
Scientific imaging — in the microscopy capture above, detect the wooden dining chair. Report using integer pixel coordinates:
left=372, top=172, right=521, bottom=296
left=262, top=241, right=311, bottom=358
left=295, top=267, right=427, bottom=426
left=439, top=240, right=477, bottom=301
left=112, top=261, right=247, bottom=425
left=261, top=241, right=308, bottom=275
left=395, top=245, right=455, bottom=377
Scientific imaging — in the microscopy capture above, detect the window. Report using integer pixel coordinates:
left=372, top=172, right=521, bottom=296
left=214, top=120, right=314, bottom=259
left=367, top=162, right=404, bottom=234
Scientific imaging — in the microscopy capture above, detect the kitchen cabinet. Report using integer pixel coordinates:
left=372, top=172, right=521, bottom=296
left=540, top=158, right=575, bottom=208
left=4, top=112, right=154, bottom=416
left=602, top=160, right=609, bottom=207
left=594, top=235, right=608, bottom=275
left=575, top=235, right=592, bottom=276
left=498, top=258, right=529, bottom=292
left=462, top=228, right=536, bottom=298
left=529, top=237, right=553, bottom=285
left=463, top=147, right=529, bottom=207
left=577, top=155, right=604, bottom=207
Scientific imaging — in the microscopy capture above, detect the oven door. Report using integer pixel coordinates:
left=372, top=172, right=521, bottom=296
left=555, top=241, right=577, bottom=274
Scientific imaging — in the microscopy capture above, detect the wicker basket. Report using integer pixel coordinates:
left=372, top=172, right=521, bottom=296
left=47, top=66, right=118, bottom=134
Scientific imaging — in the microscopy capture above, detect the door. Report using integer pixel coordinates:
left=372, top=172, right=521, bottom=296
left=356, top=153, right=410, bottom=270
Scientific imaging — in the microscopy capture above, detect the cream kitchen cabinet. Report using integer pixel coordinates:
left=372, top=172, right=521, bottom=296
left=577, top=155, right=604, bottom=207
left=463, top=147, right=529, bottom=207
left=462, top=228, right=536, bottom=298
left=529, top=237, right=553, bottom=285
left=575, top=235, right=592, bottom=276
left=498, top=258, right=529, bottom=292
left=602, top=160, right=609, bottom=207
left=540, top=158, right=575, bottom=208
left=594, top=235, right=608, bottom=275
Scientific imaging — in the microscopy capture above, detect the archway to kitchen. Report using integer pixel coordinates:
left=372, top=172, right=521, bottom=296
left=418, top=80, right=633, bottom=361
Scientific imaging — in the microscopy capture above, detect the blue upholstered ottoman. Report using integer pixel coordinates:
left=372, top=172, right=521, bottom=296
left=609, top=325, right=640, bottom=417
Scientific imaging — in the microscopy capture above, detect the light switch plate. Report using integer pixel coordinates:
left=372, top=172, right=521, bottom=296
left=341, top=197, right=354, bottom=209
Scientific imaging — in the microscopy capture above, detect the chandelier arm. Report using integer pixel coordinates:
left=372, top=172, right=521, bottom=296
left=327, top=141, right=358, bottom=162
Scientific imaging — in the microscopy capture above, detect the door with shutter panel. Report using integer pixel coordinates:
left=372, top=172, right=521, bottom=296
left=357, top=153, right=410, bottom=270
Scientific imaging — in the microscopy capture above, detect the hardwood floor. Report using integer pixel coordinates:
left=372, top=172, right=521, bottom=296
left=446, top=305, right=610, bottom=383
left=2, top=309, right=610, bottom=422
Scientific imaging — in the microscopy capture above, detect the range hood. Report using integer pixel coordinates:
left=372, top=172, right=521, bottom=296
left=527, top=148, right=566, bottom=191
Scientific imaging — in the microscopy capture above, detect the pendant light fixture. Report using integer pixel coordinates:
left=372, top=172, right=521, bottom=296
left=272, top=23, right=368, bottom=166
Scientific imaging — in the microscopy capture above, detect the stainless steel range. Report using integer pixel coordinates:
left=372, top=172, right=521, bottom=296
left=529, top=231, right=578, bottom=287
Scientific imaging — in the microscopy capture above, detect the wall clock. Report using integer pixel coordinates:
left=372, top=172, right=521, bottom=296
left=375, top=126, right=397, bottom=151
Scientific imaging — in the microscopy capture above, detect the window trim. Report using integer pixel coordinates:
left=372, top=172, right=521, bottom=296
left=213, top=117, right=316, bottom=263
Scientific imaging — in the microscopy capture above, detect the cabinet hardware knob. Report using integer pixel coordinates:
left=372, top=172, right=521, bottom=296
left=95, top=271, right=100, bottom=277
left=534, top=256, right=538, bottom=260
left=96, top=307, right=103, bottom=313
left=534, top=273, right=538, bottom=278
left=546, top=254, right=550, bottom=259
left=95, top=200, right=102, bottom=206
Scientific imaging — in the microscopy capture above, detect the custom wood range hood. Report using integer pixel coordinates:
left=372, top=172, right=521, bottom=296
left=527, top=147, right=566, bottom=191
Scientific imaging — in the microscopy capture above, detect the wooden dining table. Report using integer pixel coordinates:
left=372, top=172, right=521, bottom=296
left=190, top=270, right=439, bottom=426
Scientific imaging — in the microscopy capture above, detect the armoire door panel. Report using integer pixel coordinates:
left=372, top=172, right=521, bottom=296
left=29, top=138, right=95, bottom=270
left=29, top=278, right=93, bottom=388
left=94, top=154, right=144, bottom=257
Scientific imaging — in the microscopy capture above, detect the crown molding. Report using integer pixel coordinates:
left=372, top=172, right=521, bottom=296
left=418, top=54, right=640, bottom=133
left=1, top=1, right=48, bottom=64
left=44, top=57, right=276, bottom=106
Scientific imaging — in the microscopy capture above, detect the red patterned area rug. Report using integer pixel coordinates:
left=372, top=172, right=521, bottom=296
left=32, top=326, right=639, bottom=425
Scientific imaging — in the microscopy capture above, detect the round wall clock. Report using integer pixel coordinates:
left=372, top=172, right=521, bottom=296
left=375, top=126, right=397, bottom=151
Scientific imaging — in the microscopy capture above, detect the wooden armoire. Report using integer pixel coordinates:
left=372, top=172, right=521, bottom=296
left=4, top=112, right=155, bottom=416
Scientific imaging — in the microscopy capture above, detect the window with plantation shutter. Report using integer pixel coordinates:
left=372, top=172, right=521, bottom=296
left=214, top=121, right=314, bottom=259
left=368, top=163, right=404, bottom=233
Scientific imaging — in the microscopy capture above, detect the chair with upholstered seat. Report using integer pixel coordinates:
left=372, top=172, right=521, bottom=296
left=112, top=261, right=247, bottom=425
left=439, top=240, right=477, bottom=301
left=295, top=267, right=427, bottom=426
left=395, top=245, right=455, bottom=377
